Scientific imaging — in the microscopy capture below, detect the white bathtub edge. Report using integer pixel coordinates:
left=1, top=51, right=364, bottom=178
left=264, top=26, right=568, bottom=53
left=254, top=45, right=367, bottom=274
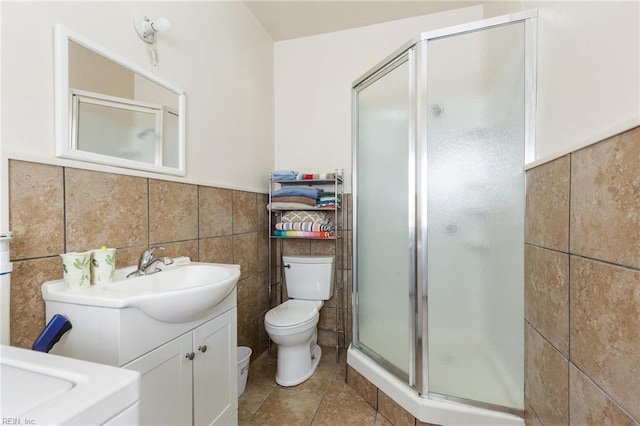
left=347, top=346, right=524, bottom=426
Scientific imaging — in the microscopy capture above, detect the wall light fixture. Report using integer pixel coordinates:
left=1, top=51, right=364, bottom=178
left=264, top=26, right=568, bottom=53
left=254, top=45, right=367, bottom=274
left=133, top=16, right=171, bottom=44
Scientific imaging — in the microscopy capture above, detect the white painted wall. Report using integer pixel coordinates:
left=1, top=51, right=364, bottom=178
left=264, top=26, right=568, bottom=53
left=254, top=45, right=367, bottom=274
left=1, top=1, right=274, bottom=193
left=273, top=6, right=485, bottom=192
left=484, top=1, right=640, bottom=164
left=274, top=2, right=640, bottom=181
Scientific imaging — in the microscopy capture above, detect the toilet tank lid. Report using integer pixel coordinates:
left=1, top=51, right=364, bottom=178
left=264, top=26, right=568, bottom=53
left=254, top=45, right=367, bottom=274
left=282, top=255, right=334, bottom=264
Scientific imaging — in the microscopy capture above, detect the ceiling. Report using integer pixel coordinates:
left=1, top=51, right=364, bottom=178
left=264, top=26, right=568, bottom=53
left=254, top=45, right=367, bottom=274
left=243, top=0, right=482, bottom=41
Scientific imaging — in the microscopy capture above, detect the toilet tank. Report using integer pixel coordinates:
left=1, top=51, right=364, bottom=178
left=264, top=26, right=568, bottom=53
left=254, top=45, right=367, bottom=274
left=282, top=255, right=334, bottom=300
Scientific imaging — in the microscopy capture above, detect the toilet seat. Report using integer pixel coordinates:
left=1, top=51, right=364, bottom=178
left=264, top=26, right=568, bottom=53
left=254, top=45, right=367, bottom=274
left=265, top=300, right=319, bottom=329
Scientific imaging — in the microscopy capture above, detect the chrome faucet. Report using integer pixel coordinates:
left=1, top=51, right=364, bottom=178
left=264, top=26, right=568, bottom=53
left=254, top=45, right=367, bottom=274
left=127, top=246, right=174, bottom=278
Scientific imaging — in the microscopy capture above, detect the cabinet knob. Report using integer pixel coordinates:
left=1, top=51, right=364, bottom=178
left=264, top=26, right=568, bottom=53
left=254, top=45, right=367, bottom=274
left=185, top=352, right=195, bottom=360
left=198, top=345, right=208, bottom=353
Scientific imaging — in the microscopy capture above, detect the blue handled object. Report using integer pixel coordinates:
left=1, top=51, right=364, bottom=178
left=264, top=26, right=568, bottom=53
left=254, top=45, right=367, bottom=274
left=32, top=314, right=72, bottom=353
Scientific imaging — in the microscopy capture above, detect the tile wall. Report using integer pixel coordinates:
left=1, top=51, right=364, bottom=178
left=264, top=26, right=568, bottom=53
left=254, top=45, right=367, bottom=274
left=7, top=159, right=352, bottom=360
left=524, top=126, right=640, bottom=425
left=4, top=162, right=229, bottom=357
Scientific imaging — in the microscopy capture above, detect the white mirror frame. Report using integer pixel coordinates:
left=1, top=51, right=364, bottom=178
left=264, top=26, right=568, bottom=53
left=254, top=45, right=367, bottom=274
left=54, top=24, right=186, bottom=176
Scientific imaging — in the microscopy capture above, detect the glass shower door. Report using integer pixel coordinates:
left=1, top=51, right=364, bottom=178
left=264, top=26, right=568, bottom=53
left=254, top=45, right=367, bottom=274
left=354, top=55, right=412, bottom=378
left=424, top=22, right=526, bottom=411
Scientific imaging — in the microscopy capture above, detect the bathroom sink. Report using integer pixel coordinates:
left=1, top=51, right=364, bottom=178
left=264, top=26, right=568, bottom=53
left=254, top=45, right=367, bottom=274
left=1, top=345, right=140, bottom=424
left=42, top=263, right=241, bottom=323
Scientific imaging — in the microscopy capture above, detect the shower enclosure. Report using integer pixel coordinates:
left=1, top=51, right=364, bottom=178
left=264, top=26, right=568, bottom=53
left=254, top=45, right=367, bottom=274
left=351, top=11, right=536, bottom=422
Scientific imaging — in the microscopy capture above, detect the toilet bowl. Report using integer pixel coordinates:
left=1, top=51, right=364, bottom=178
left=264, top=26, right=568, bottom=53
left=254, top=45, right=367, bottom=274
left=264, top=299, right=323, bottom=386
left=264, top=255, right=334, bottom=387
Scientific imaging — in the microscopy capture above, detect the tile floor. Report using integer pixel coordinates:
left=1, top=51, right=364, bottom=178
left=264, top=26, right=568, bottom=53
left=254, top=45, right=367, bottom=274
left=239, top=345, right=392, bottom=425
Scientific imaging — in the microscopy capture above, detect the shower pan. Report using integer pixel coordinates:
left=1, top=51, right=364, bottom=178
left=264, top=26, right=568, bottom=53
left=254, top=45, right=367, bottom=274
left=349, top=10, right=536, bottom=425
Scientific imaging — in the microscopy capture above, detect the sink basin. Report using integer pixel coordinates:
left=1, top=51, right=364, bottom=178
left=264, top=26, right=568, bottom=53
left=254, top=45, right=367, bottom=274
left=42, top=262, right=241, bottom=323
left=1, top=345, right=140, bottom=424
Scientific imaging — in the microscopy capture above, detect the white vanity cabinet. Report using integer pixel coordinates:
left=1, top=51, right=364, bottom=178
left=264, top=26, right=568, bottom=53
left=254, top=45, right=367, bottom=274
left=123, top=308, right=237, bottom=425
left=44, top=286, right=239, bottom=426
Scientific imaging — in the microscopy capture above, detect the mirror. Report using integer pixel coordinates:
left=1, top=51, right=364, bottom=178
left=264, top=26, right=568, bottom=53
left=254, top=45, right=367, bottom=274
left=54, top=24, right=185, bottom=176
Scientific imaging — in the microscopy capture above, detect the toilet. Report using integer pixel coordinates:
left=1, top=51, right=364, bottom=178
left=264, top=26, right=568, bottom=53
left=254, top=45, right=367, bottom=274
left=264, top=255, right=334, bottom=386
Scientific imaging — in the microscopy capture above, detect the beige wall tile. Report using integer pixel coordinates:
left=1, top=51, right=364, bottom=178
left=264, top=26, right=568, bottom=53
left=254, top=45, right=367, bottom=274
left=10, top=257, right=62, bottom=348
left=525, top=155, right=570, bottom=251
left=257, top=193, right=269, bottom=231
left=347, top=366, right=378, bottom=409
left=154, top=240, right=198, bottom=262
left=65, top=168, right=148, bottom=251
left=199, top=186, right=232, bottom=238
left=257, top=230, right=269, bottom=274
left=376, top=413, right=394, bottom=426
left=525, top=323, right=568, bottom=426
left=149, top=179, right=197, bottom=244
left=115, top=246, right=148, bottom=269
left=237, top=276, right=256, bottom=325
left=233, top=190, right=259, bottom=234
left=310, top=239, right=336, bottom=257
left=236, top=274, right=268, bottom=326
left=233, top=232, right=259, bottom=279
left=199, top=236, right=234, bottom=264
left=343, top=230, right=353, bottom=271
left=257, top=271, right=269, bottom=314
left=319, top=306, right=337, bottom=330
left=9, top=160, right=64, bottom=260
left=282, top=238, right=310, bottom=255
left=257, top=315, right=270, bottom=355
left=237, top=315, right=259, bottom=354
left=569, top=364, right=637, bottom=426
left=318, top=329, right=337, bottom=347
left=570, top=127, right=640, bottom=269
left=378, top=390, right=416, bottom=426
left=570, top=256, right=640, bottom=419
left=524, top=398, right=543, bottom=426
left=525, top=244, right=569, bottom=355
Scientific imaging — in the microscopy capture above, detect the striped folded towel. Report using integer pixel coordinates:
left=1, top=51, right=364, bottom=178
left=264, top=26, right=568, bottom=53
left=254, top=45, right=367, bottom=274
left=275, top=221, right=333, bottom=232
left=273, top=230, right=335, bottom=238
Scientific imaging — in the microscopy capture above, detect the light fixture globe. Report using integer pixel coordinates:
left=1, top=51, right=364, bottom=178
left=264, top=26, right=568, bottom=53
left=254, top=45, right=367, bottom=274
left=152, top=17, right=171, bottom=33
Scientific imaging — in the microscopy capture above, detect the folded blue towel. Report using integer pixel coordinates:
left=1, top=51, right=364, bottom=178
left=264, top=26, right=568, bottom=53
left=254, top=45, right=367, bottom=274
left=272, top=170, right=299, bottom=181
left=272, top=187, right=324, bottom=198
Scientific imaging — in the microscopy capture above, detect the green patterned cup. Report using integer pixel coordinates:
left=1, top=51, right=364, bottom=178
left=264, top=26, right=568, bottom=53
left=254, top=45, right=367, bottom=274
left=91, top=247, right=116, bottom=285
left=60, top=251, right=91, bottom=290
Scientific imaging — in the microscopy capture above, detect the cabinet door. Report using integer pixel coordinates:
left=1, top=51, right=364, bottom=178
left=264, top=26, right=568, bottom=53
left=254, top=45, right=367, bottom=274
left=193, top=308, right=238, bottom=425
left=124, top=333, right=193, bottom=426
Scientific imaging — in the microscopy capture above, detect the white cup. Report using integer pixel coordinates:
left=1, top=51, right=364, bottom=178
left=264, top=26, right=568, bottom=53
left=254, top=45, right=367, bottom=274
left=91, top=247, right=116, bottom=285
left=60, top=251, right=91, bottom=290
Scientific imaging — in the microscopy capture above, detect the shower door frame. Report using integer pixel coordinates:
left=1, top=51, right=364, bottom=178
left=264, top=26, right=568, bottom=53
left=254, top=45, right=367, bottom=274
left=352, top=9, right=537, bottom=416
left=351, top=47, right=418, bottom=383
